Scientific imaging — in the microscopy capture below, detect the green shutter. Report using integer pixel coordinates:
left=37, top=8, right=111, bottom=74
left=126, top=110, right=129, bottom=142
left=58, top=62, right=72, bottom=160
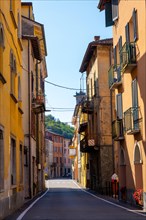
left=112, top=0, right=118, bottom=21
left=125, top=23, right=130, bottom=43
left=116, top=93, right=123, bottom=119
left=113, top=46, right=117, bottom=67
left=133, top=8, right=138, bottom=41
left=132, top=79, right=138, bottom=107
left=105, top=2, right=114, bottom=27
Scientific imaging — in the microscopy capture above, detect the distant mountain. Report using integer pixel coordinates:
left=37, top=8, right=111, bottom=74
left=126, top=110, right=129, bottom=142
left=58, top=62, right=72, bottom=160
left=45, top=114, right=74, bottom=140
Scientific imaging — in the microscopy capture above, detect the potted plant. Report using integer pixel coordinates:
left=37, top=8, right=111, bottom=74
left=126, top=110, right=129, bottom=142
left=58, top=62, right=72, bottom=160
left=133, top=189, right=143, bottom=206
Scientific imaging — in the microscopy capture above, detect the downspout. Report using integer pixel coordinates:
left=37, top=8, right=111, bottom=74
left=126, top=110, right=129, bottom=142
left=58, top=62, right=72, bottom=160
left=28, top=5, right=32, bottom=199
left=36, top=60, right=41, bottom=191
left=28, top=39, right=32, bottom=198
left=109, top=46, right=115, bottom=174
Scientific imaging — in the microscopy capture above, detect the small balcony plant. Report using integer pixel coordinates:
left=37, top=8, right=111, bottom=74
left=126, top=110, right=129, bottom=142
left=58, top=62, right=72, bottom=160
left=133, top=189, right=143, bottom=206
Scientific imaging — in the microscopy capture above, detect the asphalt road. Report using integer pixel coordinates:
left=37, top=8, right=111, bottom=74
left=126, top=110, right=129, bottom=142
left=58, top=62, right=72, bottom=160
left=6, top=179, right=146, bottom=220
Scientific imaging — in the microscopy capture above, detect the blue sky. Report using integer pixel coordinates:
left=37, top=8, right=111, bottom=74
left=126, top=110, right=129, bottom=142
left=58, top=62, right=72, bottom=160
left=22, top=0, right=112, bottom=124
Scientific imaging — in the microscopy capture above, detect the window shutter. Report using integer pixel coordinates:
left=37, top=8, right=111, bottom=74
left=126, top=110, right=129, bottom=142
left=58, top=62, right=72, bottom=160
left=125, top=23, right=130, bottom=43
left=116, top=93, right=123, bottom=119
left=112, top=0, right=118, bottom=21
left=119, top=36, right=122, bottom=52
left=133, top=8, right=138, bottom=41
left=119, top=36, right=123, bottom=64
left=113, top=46, right=117, bottom=66
left=105, top=2, right=114, bottom=27
left=132, top=79, right=138, bottom=107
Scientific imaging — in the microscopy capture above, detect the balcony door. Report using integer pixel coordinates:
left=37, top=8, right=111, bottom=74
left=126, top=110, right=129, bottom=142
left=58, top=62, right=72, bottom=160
left=132, top=79, right=139, bottom=130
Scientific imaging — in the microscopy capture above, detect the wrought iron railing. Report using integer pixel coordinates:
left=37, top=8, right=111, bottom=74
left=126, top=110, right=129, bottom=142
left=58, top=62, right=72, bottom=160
left=112, top=119, right=124, bottom=140
left=124, top=107, right=140, bottom=134
left=81, top=97, right=94, bottom=114
left=108, top=65, right=122, bottom=88
left=120, top=42, right=136, bottom=71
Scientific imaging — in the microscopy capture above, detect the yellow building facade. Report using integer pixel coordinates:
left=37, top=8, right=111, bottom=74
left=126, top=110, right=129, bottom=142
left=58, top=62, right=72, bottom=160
left=98, top=0, right=146, bottom=210
left=0, top=0, right=24, bottom=218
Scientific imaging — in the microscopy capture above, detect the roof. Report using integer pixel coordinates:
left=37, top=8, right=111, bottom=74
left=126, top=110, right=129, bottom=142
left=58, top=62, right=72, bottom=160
left=21, top=2, right=32, bottom=6
left=22, top=16, right=47, bottom=60
left=98, top=0, right=109, bottom=11
left=79, top=38, right=113, bottom=73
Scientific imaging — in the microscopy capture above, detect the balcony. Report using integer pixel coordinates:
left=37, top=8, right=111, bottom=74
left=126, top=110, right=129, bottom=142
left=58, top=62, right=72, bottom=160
left=80, top=138, right=95, bottom=153
left=124, top=107, right=140, bottom=134
left=32, top=94, right=45, bottom=114
left=120, top=42, right=136, bottom=73
left=81, top=98, right=94, bottom=114
left=112, top=119, right=124, bottom=141
left=78, top=122, right=88, bottom=133
left=108, top=65, right=122, bottom=89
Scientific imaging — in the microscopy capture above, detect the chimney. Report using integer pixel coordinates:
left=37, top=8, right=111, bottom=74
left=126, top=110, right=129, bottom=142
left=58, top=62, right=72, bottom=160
left=94, top=36, right=100, bottom=41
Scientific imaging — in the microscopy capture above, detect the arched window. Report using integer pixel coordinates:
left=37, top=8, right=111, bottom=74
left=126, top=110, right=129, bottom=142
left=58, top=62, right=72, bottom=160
left=120, top=148, right=125, bottom=165
left=134, top=143, right=142, bottom=164
left=0, top=23, right=5, bottom=48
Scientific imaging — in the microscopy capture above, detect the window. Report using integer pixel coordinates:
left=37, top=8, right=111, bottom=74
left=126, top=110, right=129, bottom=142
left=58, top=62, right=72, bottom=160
left=17, top=12, right=21, bottom=39
left=119, top=36, right=123, bottom=64
left=10, top=50, right=17, bottom=95
left=18, top=75, right=21, bottom=101
left=134, top=144, right=142, bottom=164
left=116, top=93, right=123, bottom=119
left=0, top=23, right=5, bottom=49
left=113, top=46, right=117, bottom=67
left=126, top=9, right=138, bottom=43
left=0, top=128, right=4, bottom=191
left=11, top=138, right=16, bottom=185
left=132, top=8, right=138, bottom=41
left=132, top=79, right=139, bottom=130
left=112, top=0, right=118, bottom=21
left=10, top=0, right=17, bottom=28
left=24, top=146, right=28, bottom=166
left=125, top=23, right=130, bottom=43
left=19, top=144, right=23, bottom=184
left=120, top=148, right=125, bottom=165
left=105, top=2, right=114, bottom=27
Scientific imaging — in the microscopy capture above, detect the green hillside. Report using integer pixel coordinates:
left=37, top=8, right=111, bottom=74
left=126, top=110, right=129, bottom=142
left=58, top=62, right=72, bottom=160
left=45, top=114, right=74, bottom=139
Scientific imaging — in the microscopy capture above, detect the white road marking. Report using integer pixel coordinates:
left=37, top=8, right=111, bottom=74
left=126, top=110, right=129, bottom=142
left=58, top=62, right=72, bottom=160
left=73, top=180, right=146, bottom=217
left=16, top=189, right=49, bottom=220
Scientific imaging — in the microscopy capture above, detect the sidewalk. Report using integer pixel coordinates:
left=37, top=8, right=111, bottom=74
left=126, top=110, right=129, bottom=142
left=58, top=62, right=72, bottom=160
left=4, top=190, right=47, bottom=220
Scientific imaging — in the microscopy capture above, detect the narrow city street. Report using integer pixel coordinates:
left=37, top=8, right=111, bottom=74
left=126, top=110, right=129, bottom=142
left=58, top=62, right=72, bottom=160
left=6, top=179, right=146, bottom=220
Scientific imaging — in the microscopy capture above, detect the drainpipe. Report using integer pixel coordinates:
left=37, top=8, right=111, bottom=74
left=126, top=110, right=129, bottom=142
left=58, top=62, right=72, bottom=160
left=28, top=5, right=32, bottom=199
left=36, top=60, right=41, bottom=192
left=109, top=46, right=115, bottom=174
left=28, top=39, right=32, bottom=198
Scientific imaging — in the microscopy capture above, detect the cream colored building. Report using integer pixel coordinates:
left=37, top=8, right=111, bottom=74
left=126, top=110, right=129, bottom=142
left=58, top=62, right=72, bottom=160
left=98, top=0, right=146, bottom=209
left=79, top=36, right=113, bottom=191
left=22, top=2, right=47, bottom=198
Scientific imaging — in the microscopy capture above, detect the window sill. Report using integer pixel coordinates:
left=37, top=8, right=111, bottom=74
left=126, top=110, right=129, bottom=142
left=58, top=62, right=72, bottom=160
left=0, top=72, right=6, bottom=84
left=10, top=93, right=18, bottom=103
left=10, top=10, right=17, bottom=29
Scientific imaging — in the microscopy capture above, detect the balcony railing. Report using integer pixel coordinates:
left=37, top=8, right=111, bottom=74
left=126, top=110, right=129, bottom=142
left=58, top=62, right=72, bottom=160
left=124, top=107, right=140, bottom=134
left=78, top=122, right=88, bottom=133
left=108, top=65, right=122, bottom=89
left=120, top=42, right=136, bottom=73
left=80, top=137, right=95, bottom=153
left=81, top=98, right=94, bottom=114
left=32, top=94, right=45, bottom=114
left=112, top=119, right=124, bottom=141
